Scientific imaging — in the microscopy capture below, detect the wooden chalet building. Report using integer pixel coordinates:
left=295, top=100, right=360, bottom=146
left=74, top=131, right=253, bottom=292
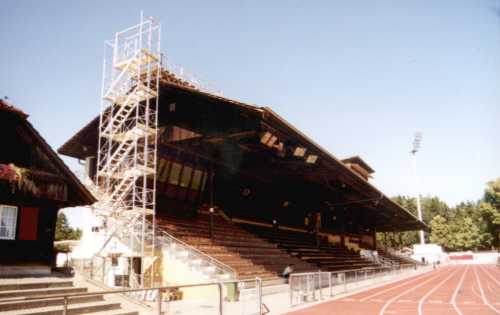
left=59, top=71, right=425, bottom=250
left=0, top=99, right=95, bottom=276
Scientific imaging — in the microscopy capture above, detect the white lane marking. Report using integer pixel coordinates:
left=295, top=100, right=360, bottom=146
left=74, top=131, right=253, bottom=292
left=471, top=279, right=483, bottom=300
left=473, top=265, right=500, bottom=314
left=378, top=269, right=450, bottom=315
left=480, top=265, right=500, bottom=288
left=485, top=265, right=500, bottom=277
left=418, top=267, right=460, bottom=315
left=451, top=265, right=468, bottom=315
left=360, top=268, right=444, bottom=302
left=479, top=265, right=500, bottom=303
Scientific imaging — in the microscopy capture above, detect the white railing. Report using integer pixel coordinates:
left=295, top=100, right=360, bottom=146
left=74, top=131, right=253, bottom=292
left=156, top=228, right=237, bottom=279
left=0, top=278, right=265, bottom=315
left=73, top=223, right=236, bottom=288
left=289, top=264, right=425, bottom=307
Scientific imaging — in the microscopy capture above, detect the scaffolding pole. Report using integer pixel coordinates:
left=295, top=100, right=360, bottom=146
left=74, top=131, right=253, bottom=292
left=94, top=14, right=161, bottom=288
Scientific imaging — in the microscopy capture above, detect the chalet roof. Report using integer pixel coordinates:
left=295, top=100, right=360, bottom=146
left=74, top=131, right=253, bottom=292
left=0, top=99, right=28, bottom=118
left=0, top=99, right=95, bottom=207
left=342, top=156, right=375, bottom=174
left=58, top=71, right=426, bottom=231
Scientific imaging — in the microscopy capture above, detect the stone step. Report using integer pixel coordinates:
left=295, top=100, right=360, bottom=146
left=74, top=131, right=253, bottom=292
left=4, top=300, right=122, bottom=315
left=241, top=276, right=288, bottom=291
left=0, top=265, right=52, bottom=278
left=158, top=215, right=318, bottom=281
left=233, top=265, right=267, bottom=273
left=0, top=295, right=103, bottom=311
left=0, top=287, right=87, bottom=300
left=237, top=270, right=277, bottom=278
left=0, top=281, right=73, bottom=292
left=197, top=246, right=284, bottom=255
left=164, top=227, right=256, bottom=239
left=182, top=238, right=277, bottom=249
left=77, top=311, right=138, bottom=315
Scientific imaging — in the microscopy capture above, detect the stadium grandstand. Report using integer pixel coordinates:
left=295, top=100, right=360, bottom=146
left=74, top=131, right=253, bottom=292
left=56, top=17, right=426, bottom=294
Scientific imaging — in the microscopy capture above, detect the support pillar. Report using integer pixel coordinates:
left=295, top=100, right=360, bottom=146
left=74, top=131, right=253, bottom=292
left=340, top=209, right=346, bottom=248
left=209, top=163, right=214, bottom=239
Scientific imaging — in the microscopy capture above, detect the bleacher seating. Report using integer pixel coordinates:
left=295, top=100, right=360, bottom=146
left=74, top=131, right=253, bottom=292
left=156, top=212, right=315, bottom=286
left=377, top=248, right=420, bottom=266
left=238, top=222, right=381, bottom=272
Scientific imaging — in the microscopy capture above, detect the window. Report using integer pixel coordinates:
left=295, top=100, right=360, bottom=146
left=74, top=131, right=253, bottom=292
left=111, top=255, right=119, bottom=267
left=179, top=166, right=193, bottom=188
left=168, top=162, right=182, bottom=185
left=157, top=159, right=169, bottom=183
left=191, top=169, right=203, bottom=190
left=0, top=205, right=17, bottom=240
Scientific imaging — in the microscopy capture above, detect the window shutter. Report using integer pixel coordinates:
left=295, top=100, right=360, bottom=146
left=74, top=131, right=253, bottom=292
left=19, top=207, right=38, bottom=240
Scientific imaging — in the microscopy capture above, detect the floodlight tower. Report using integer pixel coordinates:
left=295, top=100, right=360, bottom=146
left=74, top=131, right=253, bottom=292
left=411, top=132, right=425, bottom=245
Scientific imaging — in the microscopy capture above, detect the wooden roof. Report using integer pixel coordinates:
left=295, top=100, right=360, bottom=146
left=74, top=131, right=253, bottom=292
left=58, top=71, right=426, bottom=231
left=0, top=99, right=95, bottom=207
left=342, top=156, right=375, bottom=174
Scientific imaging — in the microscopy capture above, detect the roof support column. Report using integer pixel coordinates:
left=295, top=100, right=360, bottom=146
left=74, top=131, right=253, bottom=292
left=209, top=162, right=215, bottom=239
left=340, top=208, right=346, bottom=248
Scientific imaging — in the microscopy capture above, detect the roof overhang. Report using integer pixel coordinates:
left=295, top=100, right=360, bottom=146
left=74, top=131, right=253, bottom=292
left=58, top=71, right=426, bottom=230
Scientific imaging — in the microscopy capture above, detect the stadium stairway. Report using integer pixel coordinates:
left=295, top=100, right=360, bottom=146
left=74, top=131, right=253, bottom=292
left=0, top=279, right=136, bottom=315
left=156, top=212, right=316, bottom=286
left=237, top=222, right=381, bottom=272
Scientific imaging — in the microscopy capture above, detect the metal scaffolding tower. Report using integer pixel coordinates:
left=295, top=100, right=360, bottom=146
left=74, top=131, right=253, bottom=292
left=94, top=14, right=161, bottom=287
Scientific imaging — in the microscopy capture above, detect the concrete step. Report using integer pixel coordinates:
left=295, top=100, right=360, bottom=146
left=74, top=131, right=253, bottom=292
left=239, top=275, right=286, bottom=287
left=0, top=281, right=73, bottom=292
left=0, top=295, right=103, bottom=311
left=0, top=265, right=51, bottom=278
left=4, top=300, right=122, bottom=315
left=73, top=311, right=138, bottom=315
left=0, top=287, right=87, bottom=299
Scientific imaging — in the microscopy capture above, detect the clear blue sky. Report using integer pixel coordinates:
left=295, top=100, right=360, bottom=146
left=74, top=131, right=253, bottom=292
left=1, top=1, right=499, bottom=228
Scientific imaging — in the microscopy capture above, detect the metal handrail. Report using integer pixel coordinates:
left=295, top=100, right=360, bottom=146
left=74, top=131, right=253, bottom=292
left=76, top=176, right=236, bottom=280
left=289, top=263, right=423, bottom=307
left=288, top=263, right=415, bottom=277
left=0, top=277, right=264, bottom=315
left=156, top=228, right=237, bottom=277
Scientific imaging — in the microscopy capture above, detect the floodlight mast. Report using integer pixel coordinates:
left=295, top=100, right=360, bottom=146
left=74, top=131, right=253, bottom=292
left=411, top=132, right=425, bottom=245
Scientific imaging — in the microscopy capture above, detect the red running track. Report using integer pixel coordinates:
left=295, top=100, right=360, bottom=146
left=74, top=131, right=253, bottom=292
left=285, top=264, right=500, bottom=315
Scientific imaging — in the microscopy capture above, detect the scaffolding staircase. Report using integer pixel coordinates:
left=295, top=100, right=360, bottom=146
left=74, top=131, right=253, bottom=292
left=92, top=15, right=161, bottom=288
left=76, top=16, right=237, bottom=293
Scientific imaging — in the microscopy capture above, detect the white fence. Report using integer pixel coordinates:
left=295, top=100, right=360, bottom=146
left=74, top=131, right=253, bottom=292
left=289, top=264, right=428, bottom=307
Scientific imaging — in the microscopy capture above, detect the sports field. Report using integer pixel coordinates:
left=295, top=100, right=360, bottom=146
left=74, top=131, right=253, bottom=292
left=286, top=264, right=500, bottom=315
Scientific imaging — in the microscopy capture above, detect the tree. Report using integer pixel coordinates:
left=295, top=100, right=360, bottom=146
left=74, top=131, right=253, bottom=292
left=429, top=215, right=451, bottom=250
left=479, top=178, right=500, bottom=248
left=449, top=217, right=482, bottom=251
left=383, top=195, right=451, bottom=248
left=454, top=201, right=492, bottom=250
left=421, top=197, right=451, bottom=224
left=55, top=212, right=82, bottom=241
